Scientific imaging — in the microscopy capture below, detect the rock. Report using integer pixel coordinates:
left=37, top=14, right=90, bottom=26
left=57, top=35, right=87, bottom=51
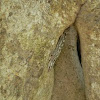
left=51, top=26, right=85, bottom=100
left=76, top=0, right=100, bottom=99
left=0, top=0, right=86, bottom=100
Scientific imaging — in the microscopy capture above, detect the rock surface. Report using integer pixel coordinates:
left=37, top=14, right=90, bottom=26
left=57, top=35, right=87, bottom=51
left=51, top=26, right=85, bottom=100
left=76, top=0, right=100, bottom=100
left=0, top=0, right=85, bottom=100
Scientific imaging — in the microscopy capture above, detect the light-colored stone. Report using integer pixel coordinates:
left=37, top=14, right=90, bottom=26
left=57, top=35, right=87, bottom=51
left=76, top=0, right=100, bottom=100
left=0, top=0, right=85, bottom=100
left=51, top=26, right=85, bottom=100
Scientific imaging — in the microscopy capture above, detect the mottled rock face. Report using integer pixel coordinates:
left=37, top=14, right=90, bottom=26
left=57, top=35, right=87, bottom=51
left=0, top=0, right=86, bottom=100
left=76, top=0, right=100, bottom=100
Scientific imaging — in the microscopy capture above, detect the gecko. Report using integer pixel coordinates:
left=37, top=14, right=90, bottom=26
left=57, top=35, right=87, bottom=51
left=48, top=31, right=66, bottom=70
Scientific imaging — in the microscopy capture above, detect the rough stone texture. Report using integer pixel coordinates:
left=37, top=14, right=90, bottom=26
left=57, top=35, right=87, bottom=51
left=76, top=0, right=100, bottom=100
left=0, top=0, right=86, bottom=100
left=51, top=26, right=85, bottom=100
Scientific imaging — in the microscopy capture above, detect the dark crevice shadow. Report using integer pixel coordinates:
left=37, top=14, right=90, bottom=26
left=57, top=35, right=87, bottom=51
left=77, top=35, right=82, bottom=66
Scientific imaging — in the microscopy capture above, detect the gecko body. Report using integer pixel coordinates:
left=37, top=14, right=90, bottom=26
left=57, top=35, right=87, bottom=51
left=48, top=32, right=66, bottom=69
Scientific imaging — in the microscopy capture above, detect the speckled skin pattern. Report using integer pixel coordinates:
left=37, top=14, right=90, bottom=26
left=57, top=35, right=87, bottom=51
left=48, top=32, right=66, bottom=69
